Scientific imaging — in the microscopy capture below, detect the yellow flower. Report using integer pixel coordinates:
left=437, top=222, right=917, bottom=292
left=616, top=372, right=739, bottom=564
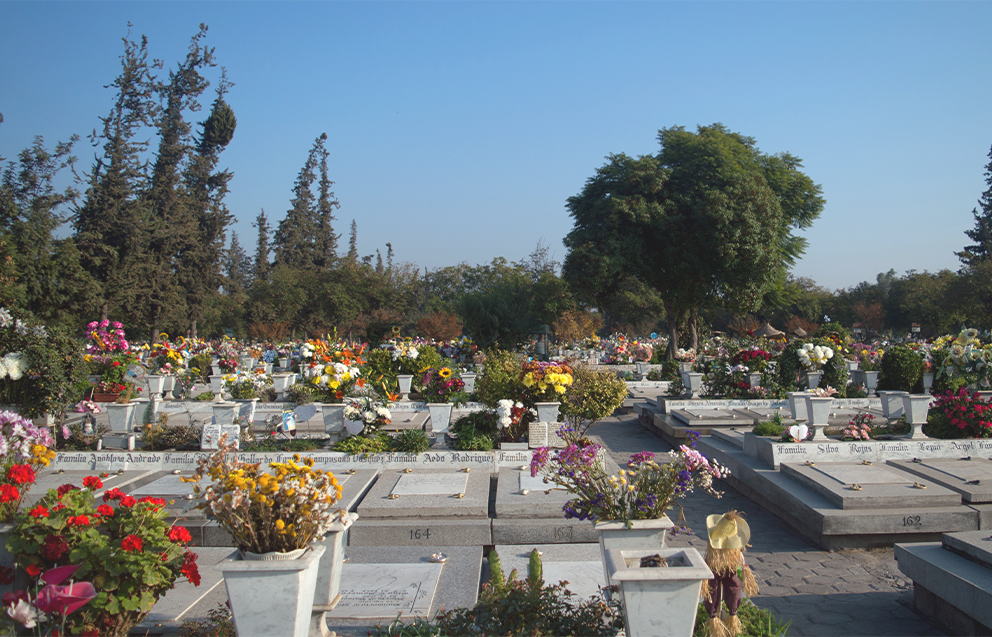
left=439, top=367, right=452, bottom=379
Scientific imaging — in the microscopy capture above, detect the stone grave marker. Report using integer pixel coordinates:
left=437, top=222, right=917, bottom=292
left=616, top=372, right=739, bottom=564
left=391, top=473, right=469, bottom=496
left=326, top=562, right=444, bottom=619
left=888, top=458, right=992, bottom=503
left=781, top=461, right=962, bottom=510
left=495, top=544, right=605, bottom=600
left=520, top=472, right=553, bottom=492
left=528, top=422, right=565, bottom=448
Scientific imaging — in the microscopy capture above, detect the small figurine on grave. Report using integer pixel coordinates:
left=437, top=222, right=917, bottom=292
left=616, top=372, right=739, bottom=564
left=701, top=511, right=759, bottom=637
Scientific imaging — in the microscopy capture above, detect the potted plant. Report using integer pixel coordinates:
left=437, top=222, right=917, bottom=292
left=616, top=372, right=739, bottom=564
left=299, top=345, right=366, bottom=434
left=420, top=366, right=467, bottom=433
left=530, top=431, right=728, bottom=590
left=185, top=440, right=354, bottom=637
left=7, top=476, right=200, bottom=636
left=520, top=361, right=573, bottom=423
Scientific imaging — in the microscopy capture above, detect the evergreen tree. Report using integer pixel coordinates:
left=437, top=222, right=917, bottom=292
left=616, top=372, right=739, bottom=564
left=314, top=133, right=340, bottom=268
left=347, top=219, right=358, bottom=261
left=273, top=134, right=326, bottom=269
left=223, top=231, right=252, bottom=295
left=252, top=209, right=271, bottom=284
left=73, top=30, right=160, bottom=323
left=141, top=24, right=215, bottom=342
left=959, top=143, right=992, bottom=267
left=386, top=242, right=394, bottom=270
left=178, top=70, right=236, bottom=338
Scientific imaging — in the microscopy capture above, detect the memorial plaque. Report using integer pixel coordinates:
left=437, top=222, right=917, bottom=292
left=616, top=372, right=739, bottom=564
left=528, top=423, right=548, bottom=448
left=520, top=472, right=552, bottom=492
left=327, top=563, right=443, bottom=619
left=391, top=473, right=470, bottom=496
left=294, top=404, right=318, bottom=421
left=201, top=424, right=240, bottom=450
left=671, top=408, right=743, bottom=426
left=781, top=461, right=961, bottom=510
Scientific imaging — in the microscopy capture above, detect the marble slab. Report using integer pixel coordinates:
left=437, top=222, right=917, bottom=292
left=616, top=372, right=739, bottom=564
left=391, top=473, right=470, bottom=496
left=661, top=397, right=882, bottom=413
left=888, top=458, right=992, bottom=503
left=495, top=544, right=605, bottom=600
left=139, top=547, right=236, bottom=625
left=671, top=408, right=749, bottom=426
left=942, top=530, right=992, bottom=569
left=326, top=563, right=443, bottom=619
left=520, top=472, right=553, bottom=492
left=746, top=432, right=992, bottom=469
left=781, top=461, right=962, bottom=510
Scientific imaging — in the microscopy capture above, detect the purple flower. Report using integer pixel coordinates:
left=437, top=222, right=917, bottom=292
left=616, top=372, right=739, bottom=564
left=530, top=447, right=550, bottom=477
left=628, top=451, right=656, bottom=467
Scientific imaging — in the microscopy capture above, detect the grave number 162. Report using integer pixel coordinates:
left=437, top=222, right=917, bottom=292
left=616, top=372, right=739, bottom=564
left=902, top=515, right=922, bottom=529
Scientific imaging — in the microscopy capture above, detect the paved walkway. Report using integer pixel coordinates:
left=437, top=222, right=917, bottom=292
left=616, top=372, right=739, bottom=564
left=587, top=415, right=948, bottom=637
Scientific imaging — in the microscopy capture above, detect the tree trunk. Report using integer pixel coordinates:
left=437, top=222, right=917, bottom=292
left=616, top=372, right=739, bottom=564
left=151, top=312, right=160, bottom=346
left=663, top=300, right=683, bottom=360
left=689, top=306, right=699, bottom=351
left=190, top=319, right=197, bottom=340
left=99, top=303, right=109, bottom=325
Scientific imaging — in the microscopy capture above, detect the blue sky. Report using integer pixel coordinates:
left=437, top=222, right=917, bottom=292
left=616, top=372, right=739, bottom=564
left=2, top=1, right=990, bottom=291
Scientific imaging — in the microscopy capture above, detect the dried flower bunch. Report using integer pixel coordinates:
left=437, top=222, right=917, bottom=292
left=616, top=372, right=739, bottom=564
left=184, top=439, right=347, bottom=554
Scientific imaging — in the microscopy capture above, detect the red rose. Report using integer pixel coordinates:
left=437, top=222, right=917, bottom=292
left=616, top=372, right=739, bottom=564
left=168, top=526, right=192, bottom=544
left=7, top=464, right=35, bottom=485
left=82, top=475, right=103, bottom=490
left=97, top=504, right=114, bottom=517
left=121, top=535, right=143, bottom=553
left=0, top=483, right=19, bottom=503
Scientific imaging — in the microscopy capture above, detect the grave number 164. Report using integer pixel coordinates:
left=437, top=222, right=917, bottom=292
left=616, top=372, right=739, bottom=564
left=410, top=528, right=431, bottom=540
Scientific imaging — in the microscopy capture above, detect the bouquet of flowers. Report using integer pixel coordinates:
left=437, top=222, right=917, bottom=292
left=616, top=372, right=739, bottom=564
left=222, top=370, right=273, bottom=400
left=730, top=347, right=773, bottom=372
left=184, top=441, right=349, bottom=554
left=300, top=346, right=365, bottom=403
left=217, top=357, right=238, bottom=374
left=420, top=367, right=467, bottom=404
left=387, top=341, right=422, bottom=376
left=530, top=432, right=727, bottom=531
left=8, top=475, right=200, bottom=636
left=343, top=392, right=392, bottom=436
left=0, top=410, right=56, bottom=522
left=936, top=328, right=992, bottom=390
left=496, top=399, right=528, bottom=442
left=520, top=361, right=573, bottom=402
left=797, top=343, right=834, bottom=371
left=925, top=388, right=992, bottom=439
left=674, top=348, right=697, bottom=363
left=842, top=414, right=875, bottom=441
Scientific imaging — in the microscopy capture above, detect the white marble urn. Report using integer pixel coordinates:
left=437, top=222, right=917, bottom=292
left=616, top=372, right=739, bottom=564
left=426, top=402, right=454, bottom=434
left=145, top=374, right=165, bottom=399
left=594, top=516, right=674, bottom=591
left=604, top=547, right=713, bottom=637
left=397, top=374, right=413, bottom=400
left=221, top=544, right=326, bottom=637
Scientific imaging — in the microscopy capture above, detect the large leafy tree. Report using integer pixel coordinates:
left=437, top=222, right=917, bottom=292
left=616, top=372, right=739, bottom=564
left=959, top=143, right=992, bottom=267
left=563, top=124, right=824, bottom=357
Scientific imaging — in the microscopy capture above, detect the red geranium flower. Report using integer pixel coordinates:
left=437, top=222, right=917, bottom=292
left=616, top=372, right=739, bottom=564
left=51, top=504, right=66, bottom=512
left=181, top=550, right=200, bottom=586
left=67, top=515, right=90, bottom=527
left=121, top=535, right=143, bottom=553
left=138, top=496, right=166, bottom=511
left=25, top=564, right=42, bottom=578
left=119, top=496, right=136, bottom=508
left=168, top=526, right=192, bottom=544
left=28, top=505, right=49, bottom=518
left=7, top=464, right=35, bottom=485
left=102, top=487, right=124, bottom=502
left=96, top=504, right=114, bottom=517
left=0, top=483, right=19, bottom=503
left=82, top=475, right=103, bottom=490
left=56, top=484, right=79, bottom=498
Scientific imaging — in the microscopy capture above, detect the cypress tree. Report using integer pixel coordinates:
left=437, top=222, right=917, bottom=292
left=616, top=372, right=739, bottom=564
left=252, top=209, right=272, bottom=284
left=314, top=133, right=340, bottom=269
left=273, top=138, right=319, bottom=269
left=223, top=231, right=252, bottom=295
left=959, top=143, right=992, bottom=267
left=347, top=220, right=358, bottom=261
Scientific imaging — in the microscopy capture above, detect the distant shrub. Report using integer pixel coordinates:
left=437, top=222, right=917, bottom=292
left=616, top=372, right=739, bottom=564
left=877, top=345, right=924, bottom=392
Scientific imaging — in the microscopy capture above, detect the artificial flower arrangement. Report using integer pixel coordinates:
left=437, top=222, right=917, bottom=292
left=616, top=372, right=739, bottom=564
left=7, top=475, right=200, bottom=636
left=300, top=345, right=366, bottom=403
left=343, top=391, right=393, bottom=436
left=149, top=340, right=187, bottom=376
left=419, top=367, right=467, bottom=405
left=842, top=414, right=875, bottom=441
left=0, top=411, right=56, bottom=523
left=797, top=342, right=834, bottom=371
left=183, top=440, right=349, bottom=555
left=520, top=361, right=573, bottom=402
left=851, top=343, right=883, bottom=372
left=386, top=341, right=422, bottom=376
left=935, top=328, right=992, bottom=390
left=1, top=562, right=98, bottom=634
left=530, top=429, right=727, bottom=531
left=729, top=346, right=774, bottom=373
left=222, top=370, right=273, bottom=400
left=216, top=357, right=238, bottom=374
left=674, top=347, right=697, bottom=363
left=495, top=399, right=529, bottom=442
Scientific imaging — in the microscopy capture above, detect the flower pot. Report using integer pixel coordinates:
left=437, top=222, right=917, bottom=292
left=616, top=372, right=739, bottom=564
left=234, top=398, right=258, bottom=425
left=272, top=373, right=294, bottom=400
left=636, top=362, right=651, bottom=378
left=240, top=356, right=257, bottom=370
left=846, top=360, right=859, bottom=372
left=681, top=372, right=703, bottom=398
left=146, top=374, right=165, bottom=400
left=604, top=547, right=712, bottom=637
left=162, top=375, right=175, bottom=400
left=279, top=357, right=290, bottom=370
left=427, top=402, right=454, bottom=434
left=535, top=402, right=561, bottom=423
left=802, top=396, right=833, bottom=441
left=262, top=363, right=273, bottom=375
left=461, top=372, right=477, bottom=394
left=805, top=371, right=823, bottom=390
left=678, top=362, right=693, bottom=373
left=594, top=516, right=673, bottom=590
left=878, top=391, right=908, bottom=419
left=397, top=375, right=413, bottom=401
left=922, top=372, right=935, bottom=394
left=747, top=372, right=762, bottom=388
left=903, top=394, right=933, bottom=439
left=212, top=364, right=222, bottom=376
left=212, top=402, right=238, bottom=425
left=786, top=391, right=810, bottom=421
left=312, top=513, right=358, bottom=615
left=209, top=375, right=224, bottom=396
left=220, top=544, right=325, bottom=637
left=862, top=371, right=879, bottom=396
left=321, top=403, right=345, bottom=436
left=105, top=401, right=137, bottom=433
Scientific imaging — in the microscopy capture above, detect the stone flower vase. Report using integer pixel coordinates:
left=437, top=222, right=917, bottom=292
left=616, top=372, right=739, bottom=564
left=220, top=544, right=326, bottom=637
left=310, top=513, right=358, bottom=634
left=461, top=372, right=477, bottom=394
left=212, top=402, right=238, bottom=425
left=805, top=371, right=823, bottom=390
left=594, top=516, right=674, bottom=591
left=145, top=375, right=165, bottom=400
left=535, top=402, right=561, bottom=423
left=681, top=372, right=703, bottom=399
left=922, top=372, right=935, bottom=394
left=604, top=547, right=712, bottom=637
left=271, top=373, right=294, bottom=400
left=878, top=391, right=908, bottom=419
left=862, top=370, right=880, bottom=396
left=802, top=396, right=834, bottom=441
left=902, top=394, right=933, bottom=440
left=397, top=375, right=413, bottom=401
left=636, top=362, right=651, bottom=379
left=162, top=374, right=175, bottom=400
left=105, top=401, right=137, bottom=433
left=427, top=402, right=454, bottom=434
left=786, top=391, right=810, bottom=421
